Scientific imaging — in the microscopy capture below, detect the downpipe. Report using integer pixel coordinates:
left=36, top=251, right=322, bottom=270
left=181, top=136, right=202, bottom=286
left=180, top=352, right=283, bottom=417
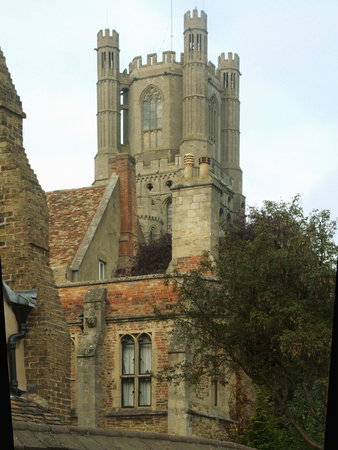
left=7, top=322, right=27, bottom=396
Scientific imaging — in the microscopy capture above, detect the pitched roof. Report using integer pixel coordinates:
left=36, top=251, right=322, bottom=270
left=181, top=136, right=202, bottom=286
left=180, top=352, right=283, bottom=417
left=46, top=185, right=107, bottom=268
left=13, top=421, right=254, bottom=449
left=10, top=395, right=64, bottom=425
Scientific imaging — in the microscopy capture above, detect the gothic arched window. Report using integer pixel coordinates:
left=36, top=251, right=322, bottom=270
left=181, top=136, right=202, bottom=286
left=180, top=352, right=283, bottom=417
left=143, top=88, right=162, bottom=131
left=142, top=87, right=162, bottom=149
left=121, top=334, right=152, bottom=408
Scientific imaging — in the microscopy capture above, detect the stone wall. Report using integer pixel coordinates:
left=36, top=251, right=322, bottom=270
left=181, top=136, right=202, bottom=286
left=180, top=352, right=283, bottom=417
left=0, top=48, right=70, bottom=419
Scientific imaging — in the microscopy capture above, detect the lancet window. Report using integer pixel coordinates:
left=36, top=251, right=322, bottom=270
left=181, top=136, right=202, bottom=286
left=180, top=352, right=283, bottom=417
left=143, top=88, right=162, bottom=131
left=209, top=96, right=217, bottom=143
left=142, top=87, right=162, bottom=149
left=121, top=334, right=152, bottom=408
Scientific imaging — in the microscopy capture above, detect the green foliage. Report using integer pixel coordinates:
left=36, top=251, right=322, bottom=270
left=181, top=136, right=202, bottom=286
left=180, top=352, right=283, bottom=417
left=158, top=196, right=337, bottom=449
left=129, top=233, right=172, bottom=276
left=235, top=387, right=289, bottom=450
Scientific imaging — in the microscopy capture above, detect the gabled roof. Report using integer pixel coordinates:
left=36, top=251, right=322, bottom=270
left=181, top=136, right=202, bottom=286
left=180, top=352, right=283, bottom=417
left=46, top=184, right=107, bottom=268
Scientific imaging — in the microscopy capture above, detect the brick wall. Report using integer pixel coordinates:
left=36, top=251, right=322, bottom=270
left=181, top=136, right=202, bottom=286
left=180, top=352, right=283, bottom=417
left=0, top=50, right=70, bottom=419
left=108, top=153, right=138, bottom=268
left=58, top=274, right=233, bottom=439
left=58, top=275, right=174, bottom=432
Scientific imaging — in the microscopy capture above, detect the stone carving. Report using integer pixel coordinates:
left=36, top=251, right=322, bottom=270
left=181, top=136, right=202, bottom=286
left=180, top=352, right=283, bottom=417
left=85, top=307, right=97, bottom=328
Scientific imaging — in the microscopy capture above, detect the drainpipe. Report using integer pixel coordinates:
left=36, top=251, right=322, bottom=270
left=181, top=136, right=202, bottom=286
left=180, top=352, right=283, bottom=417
left=8, top=326, right=27, bottom=395
left=7, top=307, right=29, bottom=396
left=2, top=280, right=37, bottom=396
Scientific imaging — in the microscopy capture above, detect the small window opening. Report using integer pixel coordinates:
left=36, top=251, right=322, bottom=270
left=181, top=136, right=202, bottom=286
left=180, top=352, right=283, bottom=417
left=231, top=73, right=235, bottom=89
left=101, top=52, right=106, bottom=69
left=108, top=51, right=114, bottom=69
left=98, top=260, right=106, bottom=280
left=224, top=72, right=228, bottom=89
left=197, top=33, right=202, bottom=52
left=189, top=33, right=194, bottom=52
left=146, top=183, right=153, bottom=191
left=213, top=379, right=218, bottom=406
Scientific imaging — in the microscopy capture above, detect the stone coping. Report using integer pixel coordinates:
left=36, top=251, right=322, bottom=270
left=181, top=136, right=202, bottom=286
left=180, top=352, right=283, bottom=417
left=13, top=422, right=255, bottom=449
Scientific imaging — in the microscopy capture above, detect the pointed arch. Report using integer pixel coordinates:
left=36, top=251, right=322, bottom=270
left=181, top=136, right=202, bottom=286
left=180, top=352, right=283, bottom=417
left=141, top=86, right=163, bottom=150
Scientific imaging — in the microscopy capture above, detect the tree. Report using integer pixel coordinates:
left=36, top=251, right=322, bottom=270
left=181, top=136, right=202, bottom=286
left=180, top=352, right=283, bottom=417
left=158, top=196, right=337, bottom=449
left=130, top=233, right=172, bottom=275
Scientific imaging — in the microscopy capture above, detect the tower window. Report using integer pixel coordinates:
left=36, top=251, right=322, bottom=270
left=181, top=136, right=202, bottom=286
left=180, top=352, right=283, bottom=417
left=231, top=73, right=235, bottom=89
left=142, top=87, right=163, bottom=149
left=121, top=334, right=152, bottom=408
left=209, top=97, right=217, bottom=143
left=189, top=33, right=194, bottom=51
left=108, top=51, right=114, bottom=69
left=196, top=33, right=202, bottom=52
left=143, top=88, right=162, bottom=131
left=101, top=52, right=106, bottom=69
left=224, top=73, right=228, bottom=88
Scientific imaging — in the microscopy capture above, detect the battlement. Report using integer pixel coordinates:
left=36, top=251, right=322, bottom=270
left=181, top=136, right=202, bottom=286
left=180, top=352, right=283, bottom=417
left=129, top=51, right=182, bottom=73
left=97, top=29, right=119, bottom=48
left=218, top=52, right=240, bottom=71
left=184, top=9, right=207, bottom=31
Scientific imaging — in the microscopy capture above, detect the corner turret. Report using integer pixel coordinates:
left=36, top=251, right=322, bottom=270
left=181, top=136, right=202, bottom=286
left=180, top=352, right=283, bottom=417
left=95, top=29, right=121, bottom=183
left=183, top=9, right=208, bottom=64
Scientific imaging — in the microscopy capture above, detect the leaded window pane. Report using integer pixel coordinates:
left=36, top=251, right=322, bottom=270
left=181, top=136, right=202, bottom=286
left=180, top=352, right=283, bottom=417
left=139, top=335, right=151, bottom=374
left=122, top=378, right=134, bottom=407
left=122, top=336, right=135, bottom=375
left=156, top=99, right=162, bottom=128
left=139, top=378, right=151, bottom=406
left=149, top=98, right=156, bottom=129
left=143, top=101, right=149, bottom=130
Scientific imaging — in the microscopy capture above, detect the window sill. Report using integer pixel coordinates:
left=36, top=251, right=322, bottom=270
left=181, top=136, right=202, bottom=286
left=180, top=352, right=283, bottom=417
left=106, top=409, right=167, bottom=418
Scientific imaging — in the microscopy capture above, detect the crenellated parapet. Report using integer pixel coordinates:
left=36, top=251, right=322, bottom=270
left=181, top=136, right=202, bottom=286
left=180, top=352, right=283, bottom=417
left=218, top=52, right=240, bottom=71
left=128, top=51, right=182, bottom=73
left=184, top=8, right=207, bottom=30
left=97, top=28, right=119, bottom=48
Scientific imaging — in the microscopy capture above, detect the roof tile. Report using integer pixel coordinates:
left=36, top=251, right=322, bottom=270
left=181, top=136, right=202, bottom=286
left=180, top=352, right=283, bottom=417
left=46, top=185, right=106, bottom=267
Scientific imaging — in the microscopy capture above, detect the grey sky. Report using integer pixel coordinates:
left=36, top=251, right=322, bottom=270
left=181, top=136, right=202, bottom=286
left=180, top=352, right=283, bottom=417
left=1, top=0, right=337, bottom=220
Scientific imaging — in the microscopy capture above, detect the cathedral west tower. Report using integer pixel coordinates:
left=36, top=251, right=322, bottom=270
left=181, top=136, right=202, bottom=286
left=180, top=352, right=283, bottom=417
left=94, top=9, right=245, bottom=242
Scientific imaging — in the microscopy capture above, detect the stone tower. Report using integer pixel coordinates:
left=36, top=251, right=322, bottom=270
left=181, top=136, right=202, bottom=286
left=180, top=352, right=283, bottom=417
left=95, top=29, right=121, bottom=182
left=94, top=9, right=245, bottom=252
left=180, top=10, right=209, bottom=162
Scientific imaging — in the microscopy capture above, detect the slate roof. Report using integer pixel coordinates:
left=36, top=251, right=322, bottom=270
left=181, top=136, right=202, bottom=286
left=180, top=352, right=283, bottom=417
left=10, top=395, right=254, bottom=449
left=13, top=422, right=254, bottom=450
left=46, top=185, right=106, bottom=268
left=10, top=395, right=64, bottom=425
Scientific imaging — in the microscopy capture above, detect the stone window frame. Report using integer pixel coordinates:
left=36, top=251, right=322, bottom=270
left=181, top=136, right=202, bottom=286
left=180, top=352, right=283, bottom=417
left=98, top=259, right=106, bottom=280
left=141, top=86, right=163, bottom=150
left=208, top=96, right=217, bottom=144
left=163, top=197, right=172, bottom=234
left=142, top=87, right=162, bottom=131
left=120, top=333, right=152, bottom=408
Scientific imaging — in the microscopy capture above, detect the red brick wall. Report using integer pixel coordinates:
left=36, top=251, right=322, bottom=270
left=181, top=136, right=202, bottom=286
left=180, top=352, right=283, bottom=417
left=59, top=275, right=176, bottom=432
left=109, top=153, right=137, bottom=265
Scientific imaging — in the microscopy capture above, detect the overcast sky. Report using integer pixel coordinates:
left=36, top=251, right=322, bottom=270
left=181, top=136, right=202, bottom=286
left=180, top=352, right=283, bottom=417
left=1, top=0, right=337, bottom=220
